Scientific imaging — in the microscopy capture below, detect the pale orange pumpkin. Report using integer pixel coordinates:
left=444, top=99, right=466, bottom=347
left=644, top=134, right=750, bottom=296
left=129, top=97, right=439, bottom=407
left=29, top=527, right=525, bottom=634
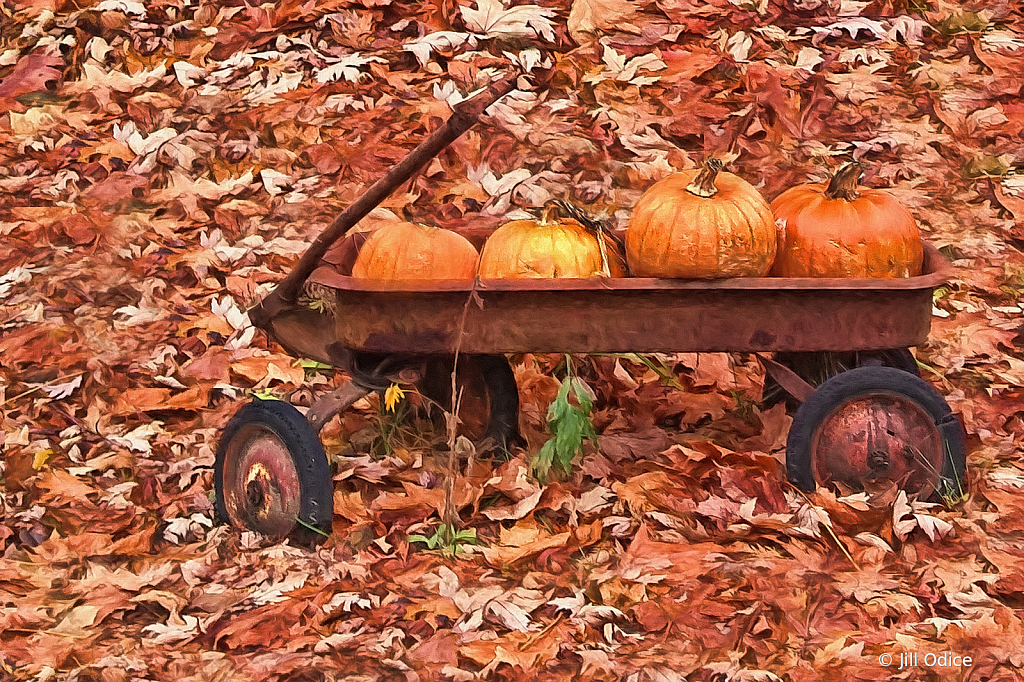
left=351, top=221, right=479, bottom=280
left=626, top=158, right=777, bottom=278
left=478, top=204, right=625, bottom=279
left=770, top=162, right=923, bottom=278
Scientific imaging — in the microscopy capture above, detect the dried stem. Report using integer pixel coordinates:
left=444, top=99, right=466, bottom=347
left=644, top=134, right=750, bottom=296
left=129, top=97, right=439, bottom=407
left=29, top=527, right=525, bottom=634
left=685, top=158, right=724, bottom=198
left=824, top=162, right=863, bottom=201
left=443, top=276, right=481, bottom=531
left=551, top=199, right=609, bottom=276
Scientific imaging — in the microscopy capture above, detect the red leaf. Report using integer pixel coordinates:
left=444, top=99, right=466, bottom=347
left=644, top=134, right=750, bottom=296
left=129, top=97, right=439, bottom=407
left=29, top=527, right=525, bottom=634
left=58, top=214, right=97, bottom=246
left=0, top=52, right=63, bottom=102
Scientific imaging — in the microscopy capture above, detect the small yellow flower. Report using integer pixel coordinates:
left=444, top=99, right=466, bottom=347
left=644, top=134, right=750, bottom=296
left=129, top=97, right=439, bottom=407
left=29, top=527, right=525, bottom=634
left=384, top=383, right=405, bottom=412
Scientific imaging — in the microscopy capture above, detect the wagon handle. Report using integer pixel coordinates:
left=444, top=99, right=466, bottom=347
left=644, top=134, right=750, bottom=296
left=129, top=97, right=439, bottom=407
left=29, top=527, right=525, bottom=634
left=249, top=73, right=522, bottom=328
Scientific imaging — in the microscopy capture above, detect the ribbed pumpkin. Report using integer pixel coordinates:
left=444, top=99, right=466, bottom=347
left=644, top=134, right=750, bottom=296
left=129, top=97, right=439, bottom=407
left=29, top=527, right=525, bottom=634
left=626, top=158, right=777, bottom=278
left=770, top=162, right=923, bottom=278
left=351, top=221, right=478, bottom=280
left=478, top=204, right=625, bottom=279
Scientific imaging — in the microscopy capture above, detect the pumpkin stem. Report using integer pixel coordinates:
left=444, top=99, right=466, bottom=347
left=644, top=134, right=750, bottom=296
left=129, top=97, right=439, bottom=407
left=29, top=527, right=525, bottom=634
left=824, top=162, right=863, bottom=201
left=540, top=201, right=561, bottom=225
left=685, top=158, right=724, bottom=198
left=548, top=199, right=615, bottom=277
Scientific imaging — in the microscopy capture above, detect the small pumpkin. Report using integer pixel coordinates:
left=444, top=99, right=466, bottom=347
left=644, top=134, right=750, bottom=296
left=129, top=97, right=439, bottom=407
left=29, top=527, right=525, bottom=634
left=626, top=158, right=777, bottom=278
left=478, top=202, right=626, bottom=279
left=351, top=221, right=479, bottom=280
left=770, top=162, right=923, bottom=278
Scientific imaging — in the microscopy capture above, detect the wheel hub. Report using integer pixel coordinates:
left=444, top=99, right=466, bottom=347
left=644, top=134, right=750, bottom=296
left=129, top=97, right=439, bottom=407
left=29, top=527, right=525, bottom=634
left=222, top=425, right=302, bottom=537
left=810, top=392, right=945, bottom=497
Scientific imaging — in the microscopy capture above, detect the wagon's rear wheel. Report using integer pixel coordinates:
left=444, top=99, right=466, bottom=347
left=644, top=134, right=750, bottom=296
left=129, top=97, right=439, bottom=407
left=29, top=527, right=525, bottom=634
left=786, top=366, right=967, bottom=502
left=214, top=399, right=333, bottom=544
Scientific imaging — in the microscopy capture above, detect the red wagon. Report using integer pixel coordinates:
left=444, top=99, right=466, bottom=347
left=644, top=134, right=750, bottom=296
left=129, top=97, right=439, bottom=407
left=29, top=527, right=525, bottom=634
left=213, top=76, right=967, bottom=543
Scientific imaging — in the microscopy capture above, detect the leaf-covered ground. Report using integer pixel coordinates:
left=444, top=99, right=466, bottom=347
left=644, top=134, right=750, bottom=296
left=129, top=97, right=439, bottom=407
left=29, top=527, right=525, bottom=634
left=2, top=0, right=1024, bottom=680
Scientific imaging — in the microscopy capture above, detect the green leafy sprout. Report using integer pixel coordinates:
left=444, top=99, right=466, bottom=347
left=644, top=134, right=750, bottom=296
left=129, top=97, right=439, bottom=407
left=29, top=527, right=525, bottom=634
left=531, top=355, right=598, bottom=482
left=409, top=523, right=481, bottom=557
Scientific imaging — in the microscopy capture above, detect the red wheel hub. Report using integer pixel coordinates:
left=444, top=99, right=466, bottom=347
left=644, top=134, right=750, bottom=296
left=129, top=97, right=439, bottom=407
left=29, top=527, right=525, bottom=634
left=810, top=392, right=945, bottom=497
left=221, top=424, right=302, bottom=538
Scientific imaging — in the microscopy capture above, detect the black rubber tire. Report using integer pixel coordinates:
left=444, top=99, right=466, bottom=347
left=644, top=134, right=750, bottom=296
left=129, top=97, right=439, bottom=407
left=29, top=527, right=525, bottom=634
left=857, top=348, right=920, bottom=375
left=787, top=366, right=967, bottom=501
left=214, top=399, right=333, bottom=544
left=762, top=348, right=920, bottom=412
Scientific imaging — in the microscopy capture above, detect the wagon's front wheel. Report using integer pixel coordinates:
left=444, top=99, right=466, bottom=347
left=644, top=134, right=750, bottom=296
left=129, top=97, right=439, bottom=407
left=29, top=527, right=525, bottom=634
left=214, top=399, right=333, bottom=544
left=786, top=367, right=967, bottom=502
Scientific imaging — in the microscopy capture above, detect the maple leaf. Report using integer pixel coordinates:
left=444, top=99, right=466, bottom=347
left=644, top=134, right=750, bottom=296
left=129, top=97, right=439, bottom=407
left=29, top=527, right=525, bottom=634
left=336, top=454, right=392, bottom=483
left=48, top=605, right=99, bottom=638
left=434, top=80, right=488, bottom=108
left=211, top=295, right=250, bottom=331
left=460, top=0, right=557, bottom=42
left=109, top=422, right=164, bottom=453
left=96, top=0, right=146, bottom=15
left=259, top=168, right=293, bottom=195
left=892, top=490, right=917, bottom=540
left=981, top=29, right=1024, bottom=51
left=75, top=62, right=168, bottom=94
left=243, top=70, right=304, bottom=104
left=726, top=31, right=753, bottom=62
left=813, top=17, right=887, bottom=45
left=887, top=15, right=928, bottom=45
left=567, top=0, right=642, bottom=44
left=826, top=66, right=892, bottom=104
left=141, top=614, right=201, bottom=645
left=548, top=590, right=625, bottom=626
left=504, top=47, right=551, bottom=73
left=404, top=32, right=478, bottom=67
left=913, top=511, right=954, bottom=542
left=486, top=599, right=532, bottom=632
left=324, top=592, right=373, bottom=613
left=163, top=513, right=213, bottom=544
left=852, top=533, right=892, bottom=552
left=0, top=266, right=33, bottom=300
left=586, top=45, right=667, bottom=86
left=40, top=375, right=82, bottom=400
left=313, top=53, right=386, bottom=83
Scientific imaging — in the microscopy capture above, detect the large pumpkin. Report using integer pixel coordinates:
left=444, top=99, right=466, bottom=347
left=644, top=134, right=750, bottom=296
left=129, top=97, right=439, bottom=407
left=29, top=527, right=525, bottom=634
left=351, top=221, right=479, bottom=280
left=626, top=158, right=777, bottom=278
left=770, top=162, right=923, bottom=278
left=478, top=204, right=625, bottom=279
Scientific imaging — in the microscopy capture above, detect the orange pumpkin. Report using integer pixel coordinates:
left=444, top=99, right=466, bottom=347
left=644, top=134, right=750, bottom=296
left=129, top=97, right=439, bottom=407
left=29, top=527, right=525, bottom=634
left=478, top=204, right=625, bottom=279
left=626, top=158, right=777, bottom=278
left=770, top=162, right=923, bottom=278
left=351, top=221, right=479, bottom=280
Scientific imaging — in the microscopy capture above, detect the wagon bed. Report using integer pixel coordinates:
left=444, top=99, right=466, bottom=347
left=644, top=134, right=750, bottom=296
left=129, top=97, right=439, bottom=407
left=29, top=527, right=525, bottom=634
left=264, top=241, right=952, bottom=364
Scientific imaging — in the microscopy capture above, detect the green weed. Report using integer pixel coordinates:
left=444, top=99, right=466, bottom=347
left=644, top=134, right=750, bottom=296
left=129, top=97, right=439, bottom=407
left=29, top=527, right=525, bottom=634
left=531, top=355, right=597, bottom=482
left=409, top=523, right=481, bottom=557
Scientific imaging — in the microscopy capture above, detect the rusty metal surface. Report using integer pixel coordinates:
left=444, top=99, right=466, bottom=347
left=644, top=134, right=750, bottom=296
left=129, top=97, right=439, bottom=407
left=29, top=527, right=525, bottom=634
left=306, top=379, right=371, bottom=433
left=761, top=356, right=816, bottom=402
left=810, top=392, right=945, bottom=497
left=221, top=425, right=302, bottom=538
left=271, top=242, right=950, bottom=355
